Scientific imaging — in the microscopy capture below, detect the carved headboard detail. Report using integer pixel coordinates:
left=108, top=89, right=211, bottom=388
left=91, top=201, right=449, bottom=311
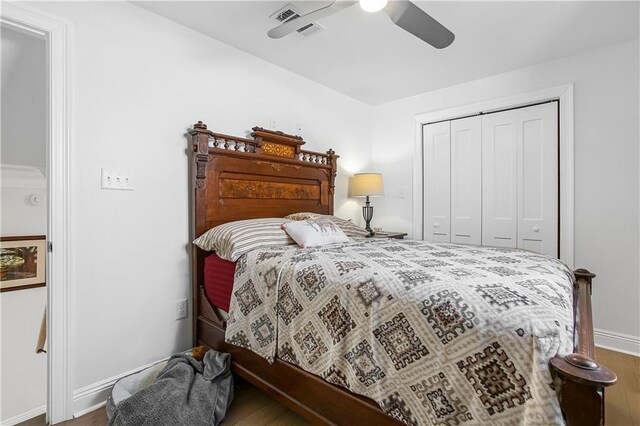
left=189, top=121, right=338, bottom=237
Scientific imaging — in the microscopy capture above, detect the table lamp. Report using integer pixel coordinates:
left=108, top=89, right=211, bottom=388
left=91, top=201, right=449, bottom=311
left=351, top=173, right=384, bottom=236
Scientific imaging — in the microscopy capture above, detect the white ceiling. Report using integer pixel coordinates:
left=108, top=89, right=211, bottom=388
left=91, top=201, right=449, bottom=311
left=135, top=1, right=639, bottom=105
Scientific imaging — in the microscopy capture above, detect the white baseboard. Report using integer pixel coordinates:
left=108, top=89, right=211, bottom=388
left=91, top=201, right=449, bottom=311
left=72, top=356, right=170, bottom=418
left=594, top=328, right=640, bottom=357
left=0, top=405, right=45, bottom=426
left=73, top=401, right=107, bottom=419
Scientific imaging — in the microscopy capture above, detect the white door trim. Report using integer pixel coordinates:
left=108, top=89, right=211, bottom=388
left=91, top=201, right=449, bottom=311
left=412, top=84, right=574, bottom=268
left=1, top=3, right=74, bottom=423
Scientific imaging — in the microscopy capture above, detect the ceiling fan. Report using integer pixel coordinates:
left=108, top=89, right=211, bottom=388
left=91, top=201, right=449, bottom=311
left=267, top=0, right=455, bottom=49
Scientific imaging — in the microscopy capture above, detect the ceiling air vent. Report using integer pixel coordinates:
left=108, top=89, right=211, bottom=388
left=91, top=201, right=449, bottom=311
left=270, top=3, right=325, bottom=37
left=271, top=4, right=301, bottom=23
left=296, top=22, right=325, bottom=37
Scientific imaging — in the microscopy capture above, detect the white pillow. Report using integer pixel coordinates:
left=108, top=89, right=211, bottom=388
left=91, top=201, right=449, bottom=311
left=284, top=212, right=369, bottom=237
left=193, top=218, right=294, bottom=261
left=282, top=219, right=350, bottom=248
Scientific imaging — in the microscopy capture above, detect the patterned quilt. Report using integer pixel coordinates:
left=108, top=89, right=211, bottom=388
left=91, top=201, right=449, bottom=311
left=225, top=239, right=574, bottom=425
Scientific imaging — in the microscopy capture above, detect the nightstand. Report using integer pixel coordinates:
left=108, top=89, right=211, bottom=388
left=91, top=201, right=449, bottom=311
left=368, top=232, right=408, bottom=240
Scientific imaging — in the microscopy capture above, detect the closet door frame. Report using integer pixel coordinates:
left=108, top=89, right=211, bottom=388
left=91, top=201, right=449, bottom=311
left=413, top=83, right=574, bottom=268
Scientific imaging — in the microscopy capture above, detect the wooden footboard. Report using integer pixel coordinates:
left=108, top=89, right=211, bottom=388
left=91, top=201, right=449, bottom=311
left=550, top=269, right=617, bottom=426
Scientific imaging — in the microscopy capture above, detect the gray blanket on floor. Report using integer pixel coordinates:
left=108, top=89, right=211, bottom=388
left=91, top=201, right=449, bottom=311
left=108, top=350, right=233, bottom=426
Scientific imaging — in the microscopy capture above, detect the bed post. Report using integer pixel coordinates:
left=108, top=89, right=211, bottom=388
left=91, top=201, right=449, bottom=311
left=550, top=269, right=617, bottom=426
left=189, top=121, right=211, bottom=346
left=326, top=148, right=337, bottom=215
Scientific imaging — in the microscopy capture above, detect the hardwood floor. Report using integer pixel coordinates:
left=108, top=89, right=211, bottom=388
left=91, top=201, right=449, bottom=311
left=597, top=348, right=640, bottom=426
left=18, top=378, right=307, bottom=426
left=220, top=381, right=307, bottom=426
left=17, top=347, right=639, bottom=426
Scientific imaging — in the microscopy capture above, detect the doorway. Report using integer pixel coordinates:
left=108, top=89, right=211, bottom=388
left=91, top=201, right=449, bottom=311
left=1, top=24, right=48, bottom=425
left=1, top=3, right=73, bottom=424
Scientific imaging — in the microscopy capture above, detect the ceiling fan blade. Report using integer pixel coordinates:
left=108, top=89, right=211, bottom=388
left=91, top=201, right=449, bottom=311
left=268, top=1, right=356, bottom=39
left=384, top=1, right=455, bottom=49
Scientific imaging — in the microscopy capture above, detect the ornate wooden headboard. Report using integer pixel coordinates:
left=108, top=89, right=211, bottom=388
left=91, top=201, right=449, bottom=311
left=189, top=121, right=338, bottom=236
left=188, top=121, right=339, bottom=336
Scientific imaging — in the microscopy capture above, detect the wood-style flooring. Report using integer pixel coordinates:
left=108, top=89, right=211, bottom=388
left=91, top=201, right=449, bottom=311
left=18, top=378, right=308, bottom=426
left=17, top=347, right=639, bottom=426
left=597, top=348, right=640, bottom=426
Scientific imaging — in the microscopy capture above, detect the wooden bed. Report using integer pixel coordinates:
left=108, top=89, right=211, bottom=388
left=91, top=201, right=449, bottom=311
left=188, top=121, right=617, bottom=426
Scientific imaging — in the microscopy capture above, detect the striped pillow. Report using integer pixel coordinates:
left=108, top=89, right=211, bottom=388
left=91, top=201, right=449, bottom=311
left=193, top=218, right=295, bottom=261
left=284, top=212, right=369, bottom=237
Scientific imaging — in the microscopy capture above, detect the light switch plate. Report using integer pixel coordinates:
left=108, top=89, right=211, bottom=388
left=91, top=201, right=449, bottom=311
left=101, top=168, right=134, bottom=190
left=398, top=187, right=406, bottom=199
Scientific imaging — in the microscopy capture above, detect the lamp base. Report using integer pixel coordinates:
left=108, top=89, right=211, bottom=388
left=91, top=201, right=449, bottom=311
left=364, top=222, right=374, bottom=237
left=362, top=196, right=374, bottom=237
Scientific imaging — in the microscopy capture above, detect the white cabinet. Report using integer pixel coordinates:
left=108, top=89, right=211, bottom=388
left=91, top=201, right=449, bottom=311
left=422, top=102, right=558, bottom=257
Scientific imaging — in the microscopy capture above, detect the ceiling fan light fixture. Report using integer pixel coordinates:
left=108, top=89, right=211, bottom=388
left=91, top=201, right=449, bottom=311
left=359, top=0, right=388, bottom=13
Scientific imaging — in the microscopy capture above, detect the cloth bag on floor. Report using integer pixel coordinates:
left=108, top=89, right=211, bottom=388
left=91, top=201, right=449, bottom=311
left=107, top=349, right=233, bottom=426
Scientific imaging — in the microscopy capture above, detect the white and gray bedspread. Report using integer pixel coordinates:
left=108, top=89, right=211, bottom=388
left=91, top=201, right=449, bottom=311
left=225, top=239, right=574, bottom=425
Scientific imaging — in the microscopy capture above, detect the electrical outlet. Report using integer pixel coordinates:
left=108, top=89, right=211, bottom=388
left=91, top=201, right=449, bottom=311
left=175, top=299, right=188, bottom=320
left=101, top=168, right=134, bottom=191
left=398, top=187, right=406, bottom=199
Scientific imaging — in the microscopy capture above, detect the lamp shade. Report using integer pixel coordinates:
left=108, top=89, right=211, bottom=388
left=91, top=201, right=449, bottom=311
left=351, top=173, right=384, bottom=197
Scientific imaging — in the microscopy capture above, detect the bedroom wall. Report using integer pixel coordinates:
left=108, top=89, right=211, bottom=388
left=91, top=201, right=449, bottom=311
left=370, top=39, right=640, bottom=354
left=26, top=1, right=372, bottom=416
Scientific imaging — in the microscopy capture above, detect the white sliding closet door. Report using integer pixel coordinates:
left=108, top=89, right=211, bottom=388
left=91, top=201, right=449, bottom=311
left=482, top=110, right=518, bottom=248
left=482, top=103, right=558, bottom=256
left=450, top=116, right=481, bottom=245
left=517, top=103, right=558, bottom=256
left=423, top=121, right=451, bottom=242
left=422, top=102, right=558, bottom=255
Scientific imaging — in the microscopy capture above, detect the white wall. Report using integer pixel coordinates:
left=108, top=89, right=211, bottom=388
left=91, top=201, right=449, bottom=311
left=26, top=1, right=372, bottom=414
left=370, top=40, right=640, bottom=353
left=0, top=25, right=48, bottom=425
left=0, top=27, right=47, bottom=173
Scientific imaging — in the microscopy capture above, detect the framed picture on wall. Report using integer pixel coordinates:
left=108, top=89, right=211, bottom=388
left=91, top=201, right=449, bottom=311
left=0, top=236, right=46, bottom=292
